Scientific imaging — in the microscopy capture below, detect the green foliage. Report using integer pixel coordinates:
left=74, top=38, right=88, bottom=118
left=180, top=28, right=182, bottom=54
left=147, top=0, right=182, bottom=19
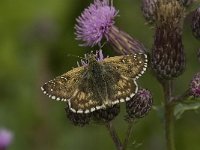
left=0, top=0, right=200, bottom=150
left=174, top=100, right=200, bottom=120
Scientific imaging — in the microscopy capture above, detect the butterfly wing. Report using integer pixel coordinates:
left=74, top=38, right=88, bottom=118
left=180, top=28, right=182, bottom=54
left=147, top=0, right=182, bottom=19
left=41, top=65, right=104, bottom=114
left=41, top=66, right=85, bottom=101
left=102, top=65, right=139, bottom=104
left=102, top=53, right=148, bottom=79
left=68, top=78, right=102, bottom=113
left=69, top=65, right=139, bottom=114
left=41, top=53, right=147, bottom=114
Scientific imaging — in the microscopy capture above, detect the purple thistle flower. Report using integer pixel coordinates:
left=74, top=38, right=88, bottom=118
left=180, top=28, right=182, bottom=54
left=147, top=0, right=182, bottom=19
left=0, top=129, right=13, bottom=150
left=190, top=72, right=200, bottom=97
left=75, top=0, right=118, bottom=47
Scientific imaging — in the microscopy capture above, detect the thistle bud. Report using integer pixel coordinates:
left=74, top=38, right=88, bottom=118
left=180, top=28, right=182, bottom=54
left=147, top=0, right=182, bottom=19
left=152, top=0, right=185, bottom=79
left=189, top=72, right=200, bottom=97
left=178, top=0, right=195, bottom=6
left=141, top=0, right=158, bottom=22
left=126, top=89, right=153, bottom=119
left=93, top=104, right=120, bottom=122
left=192, top=7, right=200, bottom=39
left=65, top=107, right=91, bottom=127
left=107, top=26, right=147, bottom=54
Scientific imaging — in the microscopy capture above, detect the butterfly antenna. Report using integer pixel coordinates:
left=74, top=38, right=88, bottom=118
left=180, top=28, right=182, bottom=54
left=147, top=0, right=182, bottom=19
left=67, top=54, right=84, bottom=59
left=98, top=41, right=107, bottom=50
left=111, top=0, right=113, bottom=6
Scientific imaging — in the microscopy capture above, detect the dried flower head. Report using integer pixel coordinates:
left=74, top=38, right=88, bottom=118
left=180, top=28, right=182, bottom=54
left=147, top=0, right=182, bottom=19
left=151, top=0, right=185, bottom=79
left=189, top=72, right=200, bottom=97
left=141, top=0, right=158, bottom=22
left=93, top=104, right=120, bottom=122
left=192, top=7, right=200, bottom=40
left=0, top=129, right=13, bottom=150
left=126, top=89, right=153, bottom=119
left=75, top=0, right=118, bottom=47
left=178, top=0, right=196, bottom=6
left=65, top=107, right=91, bottom=127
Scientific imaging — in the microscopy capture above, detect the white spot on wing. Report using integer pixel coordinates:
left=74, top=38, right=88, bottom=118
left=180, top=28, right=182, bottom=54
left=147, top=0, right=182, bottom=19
left=41, top=87, right=44, bottom=91
left=91, top=107, right=96, bottom=112
left=77, top=110, right=83, bottom=113
left=51, top=96, right=56, bottom=100
left=85, top=110, right=90, bottom=113
left=70, top=108, right=76, bottom=113
left=120, top=98, right=125, bottom=102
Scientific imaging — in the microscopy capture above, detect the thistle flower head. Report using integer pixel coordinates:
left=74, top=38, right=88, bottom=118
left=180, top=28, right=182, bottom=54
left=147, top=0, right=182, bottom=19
left=141, top=0, right=158, bottom=22
left=0, top=129, right=13, bottom=150
left=179, top=0, right=196, bottom=6
left=65, top=107, right=91, bottom=127
left=152, top=0, right=186, bottom=79
left=93, top=104, right=120, bottom=122
left=190, top=72, right=200, bottom=97
left=75, top=0, right=118, bottom=47
left=126, top=89, right=153, bottom=119
left=192, top=7, right=200, bottom=39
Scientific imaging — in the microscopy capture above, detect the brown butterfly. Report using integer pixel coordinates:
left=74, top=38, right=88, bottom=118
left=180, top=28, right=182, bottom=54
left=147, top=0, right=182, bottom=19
left=41, top=50, right=147, bottom=114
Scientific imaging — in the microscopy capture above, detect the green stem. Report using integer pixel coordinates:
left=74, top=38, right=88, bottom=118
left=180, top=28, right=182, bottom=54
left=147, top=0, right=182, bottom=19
left=123, top=123, right=134, bottom=150
left=163, top=80, right=176, bottom=150
left=105, top=122, right=123, bottom=150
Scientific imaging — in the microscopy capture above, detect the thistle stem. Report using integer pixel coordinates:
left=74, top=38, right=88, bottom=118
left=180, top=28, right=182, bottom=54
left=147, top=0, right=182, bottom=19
left=123, top=122, right=134, bottom=150
left=163, top=80, right=176, bottom=150
left=172, top=89, right=190, bottom=103
left=105, top=122, right=123, bottom=150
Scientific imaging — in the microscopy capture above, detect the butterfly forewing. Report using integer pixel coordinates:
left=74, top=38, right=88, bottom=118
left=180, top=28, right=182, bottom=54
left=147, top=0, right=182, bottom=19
left=41, top=67, right=85, bottom=101
left=103, top=53, right=147, bottom=79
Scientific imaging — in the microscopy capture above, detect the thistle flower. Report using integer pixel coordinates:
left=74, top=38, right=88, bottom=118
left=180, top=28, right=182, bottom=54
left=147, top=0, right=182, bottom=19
left=0, top=129, right=13, bottom=150
left=93, top=104, right=120, bottom=122
left=65, top=107, right=91, bottom=127
left=178, top=0, right=196, bottom=6
left=75, top=0, right=118, bottom=47
left=75, top=0, right=146, bottom=54
left=141, top=0, right=158, bottom=22
left=151, top=0, right=185, bottom=79
left=126, top=89, right=153, bottom=119
left=192, top=7, right=200, bottom=40
left=189, top=72, right=200, bottom=97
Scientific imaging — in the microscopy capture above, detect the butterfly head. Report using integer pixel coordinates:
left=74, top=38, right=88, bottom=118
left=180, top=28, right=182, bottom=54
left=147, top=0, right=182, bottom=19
left=80, top=50, right=105, bottom=66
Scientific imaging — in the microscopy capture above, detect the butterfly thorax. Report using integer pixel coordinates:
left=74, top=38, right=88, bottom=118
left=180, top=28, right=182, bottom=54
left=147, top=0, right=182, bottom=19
left=84, top=56, right=114, bottom=107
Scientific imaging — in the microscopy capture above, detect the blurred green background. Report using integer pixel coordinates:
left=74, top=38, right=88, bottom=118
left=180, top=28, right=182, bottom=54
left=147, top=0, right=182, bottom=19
left=0, top=0, right=200, bottom=150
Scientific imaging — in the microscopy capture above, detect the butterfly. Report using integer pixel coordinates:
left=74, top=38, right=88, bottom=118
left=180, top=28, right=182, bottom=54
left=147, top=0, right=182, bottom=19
left=41, top=50, right=148, bottom=114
